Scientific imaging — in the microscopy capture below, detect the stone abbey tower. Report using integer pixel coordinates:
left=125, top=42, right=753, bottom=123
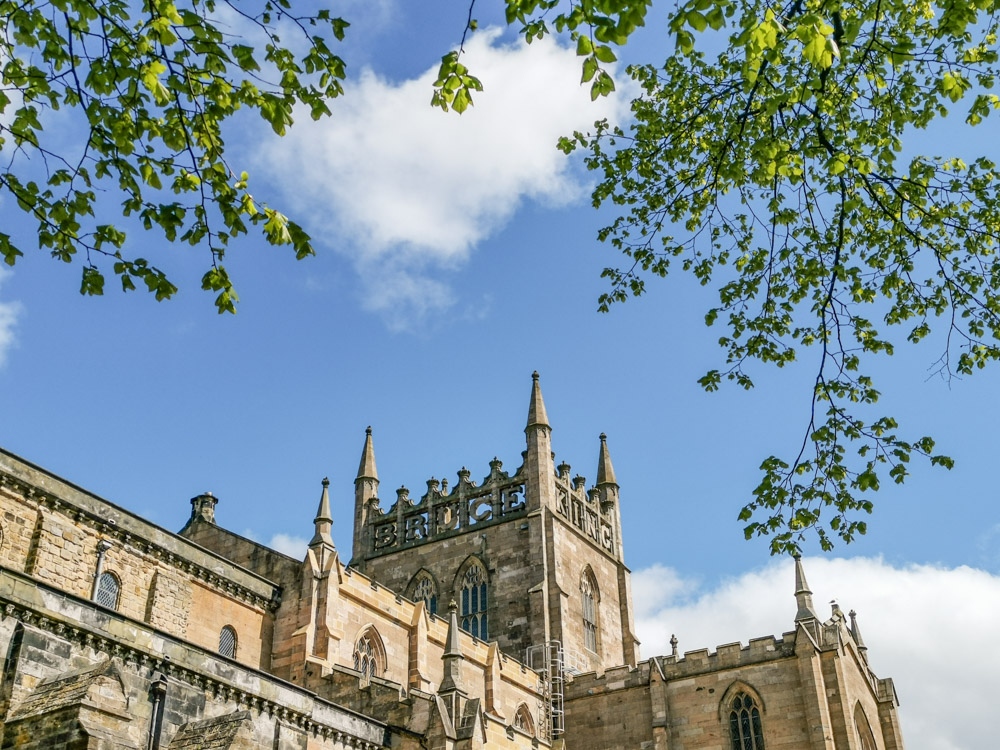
left=349, top=372, right=638, bottom=682
left=0, top=373, right=905, bottom=750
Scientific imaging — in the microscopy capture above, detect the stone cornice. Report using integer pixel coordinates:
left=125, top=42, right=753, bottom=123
left=0, top=450, right=281, bottom=612
left=0, top=566, right=386, bottom=748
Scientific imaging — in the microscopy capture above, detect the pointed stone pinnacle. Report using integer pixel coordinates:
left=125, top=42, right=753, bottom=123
left=526, top=371, right=550, bottom=430
left=793, top=555, right=819, bottom=622
left=849, top=609, right=868, bottom=652
left=597, top=432, right=618, bottom=487
left=356, top=426, right=378, bottom=482
left=310, top=477, right=335, bottom=548
left=315, top=478, right=332, bottom=524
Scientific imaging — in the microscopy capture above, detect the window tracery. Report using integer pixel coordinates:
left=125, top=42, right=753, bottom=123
left=728, top=691, right=765, bottom=750
left=513, top=704, right=534, bottom=735
left=460, top=561, right=488, bottom=639
left=411, top=573, right=438, bottom=615
left=354, top=628, right=385, bottom=686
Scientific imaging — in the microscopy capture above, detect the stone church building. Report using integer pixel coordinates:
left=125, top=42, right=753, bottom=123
left=0, top=374, right=904, bottom=749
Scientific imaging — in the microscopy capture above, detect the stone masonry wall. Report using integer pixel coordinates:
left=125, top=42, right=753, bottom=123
left=0, top=566, right=387, bottom=750
left=547, top=515, right=629, bottom=672
left=360, top=504, right=540, bottom=664
left=0, top=451, right=280, bottom=673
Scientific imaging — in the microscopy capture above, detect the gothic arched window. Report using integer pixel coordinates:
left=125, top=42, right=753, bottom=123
left=219, top=625, right=238, bottom=658
left=353, top=628, right=385, bottom=686
left=854, top=702, right=878, bottom=750
left=460, top=561, right=488, bottom=640
left=95, top=571, right=121, bottom=610
left=581, top=568, right=599, bottom=653
left=728, top=692, right=765, bottom=750
left=410, top=572, right=438, bottom=615
left=513, top=704, right=535, bottom=736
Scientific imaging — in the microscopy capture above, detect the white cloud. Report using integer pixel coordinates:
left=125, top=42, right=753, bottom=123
left=262, top=29, right=630, bottom=327
left=268, top=533, right=309, bottom=559
left=0, top=268, right=22, bottom=368
left=633, top=557, right=1000, bottom=750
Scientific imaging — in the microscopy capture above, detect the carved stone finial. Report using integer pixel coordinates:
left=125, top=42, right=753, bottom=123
left=526, top=371, right=550, bottom=430
left=794, top=555, right=819, bottom=622
left=310, top=477, right=335, bottom=549
left=670, top=634, right=679, bottom=658
left=357, top=427, right=378, bottom=482
left=849, top=609, right=868, bottom=653
left=189, top=493, right=218, bottom=524
left=596, top=433, right=618, bottom=487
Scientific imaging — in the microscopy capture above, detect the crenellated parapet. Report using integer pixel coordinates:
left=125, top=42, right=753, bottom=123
left=364, top=458, right=528, bottom=557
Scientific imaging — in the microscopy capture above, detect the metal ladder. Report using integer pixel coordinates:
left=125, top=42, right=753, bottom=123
left=525, top=641, right=566, bottom=739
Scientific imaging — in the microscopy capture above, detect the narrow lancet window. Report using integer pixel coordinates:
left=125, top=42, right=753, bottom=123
left=581, top=569, right=599, bottom=653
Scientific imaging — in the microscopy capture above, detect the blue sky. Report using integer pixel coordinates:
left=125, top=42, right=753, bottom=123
left=1, top=3, right=997, bottom=747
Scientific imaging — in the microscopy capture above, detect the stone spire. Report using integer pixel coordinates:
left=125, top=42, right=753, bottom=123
left=526, top=371, right=550, bottom=430
left=794, top=555, right=819, bottom=622
left=357, top=426, right=378, bottom=482
left=523, top=372, right=556, bottom=513
left=439, top=600, right=465, bottom=693
left=310, top=478, right=334, bottom=547
left=594, top=432, right=625, bottom=563
left=596, top=433, right=618, bottom=487
left=849, top=609, right=868, bottom=655
left=352, top=427, right=381, bottom=566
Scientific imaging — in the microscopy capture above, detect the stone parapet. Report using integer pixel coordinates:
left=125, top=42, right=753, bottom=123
left=0, top=448, right=281, bottom=611
left=0, top=565, right=386, bottom=747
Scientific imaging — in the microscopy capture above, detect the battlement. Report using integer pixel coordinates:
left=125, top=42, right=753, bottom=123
left=563, top=632, right=798, bottom=699
left=363, top=457, right=528, bottom=558
left=660, top=633, right=798, bottom=678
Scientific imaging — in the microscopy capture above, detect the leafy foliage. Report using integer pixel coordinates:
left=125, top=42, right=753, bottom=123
left=560, top=0, right=1000, bottom=553
left=0, top=0, right=347, bottom=312
left=432, top=0, right=651, bottom=112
